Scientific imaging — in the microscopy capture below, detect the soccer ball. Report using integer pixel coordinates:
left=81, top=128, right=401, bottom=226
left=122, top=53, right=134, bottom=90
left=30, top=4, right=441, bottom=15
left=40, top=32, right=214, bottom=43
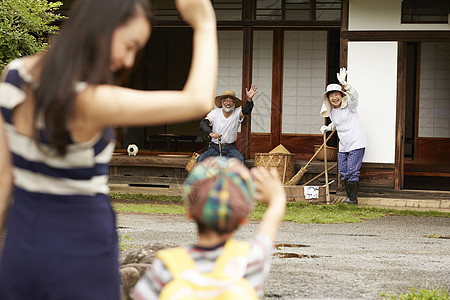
left=127, top=144, right=139, bottom=156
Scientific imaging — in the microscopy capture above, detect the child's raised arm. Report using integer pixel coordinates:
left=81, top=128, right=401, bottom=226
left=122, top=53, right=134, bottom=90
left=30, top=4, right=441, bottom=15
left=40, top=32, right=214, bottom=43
left=251, top=167, right=286, bottom=242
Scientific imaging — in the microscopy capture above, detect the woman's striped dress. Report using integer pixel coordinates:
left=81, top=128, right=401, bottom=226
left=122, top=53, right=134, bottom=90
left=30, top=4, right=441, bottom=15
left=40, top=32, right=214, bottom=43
left=0, top=59, right=120, bottom=300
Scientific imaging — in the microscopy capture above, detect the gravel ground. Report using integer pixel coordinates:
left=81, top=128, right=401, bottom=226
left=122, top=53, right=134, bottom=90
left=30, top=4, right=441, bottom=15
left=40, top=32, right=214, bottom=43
left=117, top=213, right=450, bottom=299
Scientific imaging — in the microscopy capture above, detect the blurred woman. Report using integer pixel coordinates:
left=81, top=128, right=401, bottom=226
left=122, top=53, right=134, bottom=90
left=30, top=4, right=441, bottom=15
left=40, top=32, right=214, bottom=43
left=0, top=0, right=217, bottom=298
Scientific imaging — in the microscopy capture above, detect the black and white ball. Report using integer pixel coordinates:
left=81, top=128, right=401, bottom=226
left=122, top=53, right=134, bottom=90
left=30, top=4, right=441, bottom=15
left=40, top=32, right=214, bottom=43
left=127, top=144, right=139, bottom=156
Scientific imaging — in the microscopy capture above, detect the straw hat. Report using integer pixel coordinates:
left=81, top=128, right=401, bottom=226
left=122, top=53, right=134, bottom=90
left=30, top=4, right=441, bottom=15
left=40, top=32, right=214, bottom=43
left=320, top=83, right=349, bottom=118
left=214, top=90, right=242, bottom=108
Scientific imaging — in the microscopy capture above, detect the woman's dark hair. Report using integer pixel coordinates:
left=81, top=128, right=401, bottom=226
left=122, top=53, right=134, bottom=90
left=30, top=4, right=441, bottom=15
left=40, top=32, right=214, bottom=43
left=34, top=0, right=153, bottom=155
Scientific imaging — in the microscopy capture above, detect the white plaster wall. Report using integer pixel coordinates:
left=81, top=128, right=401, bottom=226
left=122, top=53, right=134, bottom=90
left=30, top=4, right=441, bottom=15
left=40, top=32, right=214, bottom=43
left=252, top=31, right=273, bottom=133
left=217, top=31, right=275, bottom=134
left=282, top=31, right=327, bottom=134
left=216, top=31, right=243, bottom=103
left=419, top=42, right=450, bottom=138
left=349, top=0, right=450, bottom=31
left=216, top=31, right=243, bottom=134
left=347, top=42, right=398, bottom=163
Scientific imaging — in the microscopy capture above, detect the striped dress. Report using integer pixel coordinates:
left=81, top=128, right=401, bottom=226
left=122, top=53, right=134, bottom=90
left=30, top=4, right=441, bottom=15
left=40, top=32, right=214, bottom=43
left=0, top=58, right=120, bottom=300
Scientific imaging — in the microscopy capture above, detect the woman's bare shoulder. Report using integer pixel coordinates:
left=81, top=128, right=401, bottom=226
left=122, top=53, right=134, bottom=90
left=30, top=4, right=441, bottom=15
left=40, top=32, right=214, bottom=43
left=21, top=54, right=43, bottom=80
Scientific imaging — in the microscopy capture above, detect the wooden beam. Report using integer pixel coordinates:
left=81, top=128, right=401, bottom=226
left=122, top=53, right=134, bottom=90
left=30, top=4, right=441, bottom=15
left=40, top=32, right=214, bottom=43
left=395, top=41, right=407, bottom=190
left=341, top=30, right=450, bottom=41
left=414, top=43, right=421, bottom=161
left=240, top=26, right=253, bottom=159
left=310, top=0, right=316, bottom=21
left=154, top=20, right=340, bottom=28
left=242, top=0, right=255, bottom=21
left=341, top=0, right=348, bottom=32
left=271, top=29, right=284, bottom=149
left=338, top=3, right=348, bottom=183
left=339, top=38, right=348, bottom=70
left=339, top=0, right=348, bottom=69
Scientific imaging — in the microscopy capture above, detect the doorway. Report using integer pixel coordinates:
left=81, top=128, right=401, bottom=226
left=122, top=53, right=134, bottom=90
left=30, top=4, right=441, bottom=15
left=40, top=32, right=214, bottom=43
left=403, top=42, right=450, bottom=191
left=120, top=27, right=207, bottom=153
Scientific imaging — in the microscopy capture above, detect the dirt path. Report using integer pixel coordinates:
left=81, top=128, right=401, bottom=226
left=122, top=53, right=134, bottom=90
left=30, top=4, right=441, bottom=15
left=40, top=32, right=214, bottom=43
left=117, top=213, right=450, bottom=299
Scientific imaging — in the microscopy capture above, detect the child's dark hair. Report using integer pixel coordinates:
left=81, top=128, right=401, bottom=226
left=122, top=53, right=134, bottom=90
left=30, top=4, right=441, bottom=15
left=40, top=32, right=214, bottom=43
left=195, top=220, right=241, bottom=236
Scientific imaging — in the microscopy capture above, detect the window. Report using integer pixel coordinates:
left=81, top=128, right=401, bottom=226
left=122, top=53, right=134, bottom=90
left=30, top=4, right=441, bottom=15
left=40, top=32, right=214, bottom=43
left=282, top=31, right=327, bottom=134
left=402, top=0, right=450, bottom=24
left=252, top=31, right=273, bottom=133
left=153, top=0, right=243, bottom=21
left=153, top=0, right=178, bottom=21
left=213, top=0, right=243, bottom=21
left=152, top=0, right=340, bottom=23
left=256, top=0, right=341, bottom=21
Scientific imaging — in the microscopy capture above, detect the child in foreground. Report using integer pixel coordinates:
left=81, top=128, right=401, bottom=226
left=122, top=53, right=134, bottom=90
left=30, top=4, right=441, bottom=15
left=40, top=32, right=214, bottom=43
left=131, top=156, right=287, bottom=299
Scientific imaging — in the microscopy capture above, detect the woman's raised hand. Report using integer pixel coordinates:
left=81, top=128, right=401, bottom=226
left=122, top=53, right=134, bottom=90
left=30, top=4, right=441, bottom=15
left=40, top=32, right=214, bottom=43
left=176, top=0, right=216, bottom=30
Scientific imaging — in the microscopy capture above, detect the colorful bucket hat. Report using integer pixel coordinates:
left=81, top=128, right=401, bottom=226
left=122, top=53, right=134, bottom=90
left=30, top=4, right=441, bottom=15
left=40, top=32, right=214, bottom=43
left=184, top=156, right=255, bottom=234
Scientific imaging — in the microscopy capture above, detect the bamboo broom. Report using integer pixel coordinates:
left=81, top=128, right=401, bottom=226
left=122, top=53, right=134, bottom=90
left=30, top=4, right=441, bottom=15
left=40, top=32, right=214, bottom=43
left=284, top=130, right=336, bottom=186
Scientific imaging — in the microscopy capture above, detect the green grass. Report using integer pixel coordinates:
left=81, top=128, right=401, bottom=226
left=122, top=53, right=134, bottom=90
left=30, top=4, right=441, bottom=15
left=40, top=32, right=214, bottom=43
left=111, top=193, right=450, bottom=223
left=111, top=193, right=183, bottom=203
left=113, top=202, right=186, bottom=214
left=428, top=233, right=441, bottom=239
left=251, top=201, right=388, bottom=223
left=118, top=233, right=131, bottom=251
left=379, top=287, right=450, bottom=300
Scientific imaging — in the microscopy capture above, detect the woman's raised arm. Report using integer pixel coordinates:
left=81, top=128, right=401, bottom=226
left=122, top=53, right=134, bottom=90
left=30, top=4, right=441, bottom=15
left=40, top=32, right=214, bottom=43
left=76, top=0, right=218, bottom=130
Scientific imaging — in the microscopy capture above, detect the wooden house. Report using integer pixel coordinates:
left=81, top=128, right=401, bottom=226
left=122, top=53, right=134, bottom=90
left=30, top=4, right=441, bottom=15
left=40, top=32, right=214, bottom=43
left=58, top=1, right=450, bottom=203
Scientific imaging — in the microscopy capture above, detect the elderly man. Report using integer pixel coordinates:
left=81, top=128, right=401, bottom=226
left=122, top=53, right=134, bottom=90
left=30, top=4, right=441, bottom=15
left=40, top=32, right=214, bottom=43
left=197, top=85, right=258, bottom=163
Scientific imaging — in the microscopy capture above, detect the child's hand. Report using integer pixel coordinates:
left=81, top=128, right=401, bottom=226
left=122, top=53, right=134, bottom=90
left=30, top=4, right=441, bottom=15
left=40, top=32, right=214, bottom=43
left=252, top=167, right=286, bottom=242
left=251, top=167, right=286, bottom=205
left=176, top=0, right=216, bottom=30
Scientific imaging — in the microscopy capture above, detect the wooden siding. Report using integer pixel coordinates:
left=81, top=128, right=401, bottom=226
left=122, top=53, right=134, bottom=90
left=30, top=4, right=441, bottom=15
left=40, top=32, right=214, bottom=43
left=416, top=137, right=450, bottom=163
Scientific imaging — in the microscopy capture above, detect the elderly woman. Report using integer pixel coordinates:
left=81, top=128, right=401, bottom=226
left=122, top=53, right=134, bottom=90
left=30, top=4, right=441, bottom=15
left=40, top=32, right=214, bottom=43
left=320, top=68, right=367, bottom=205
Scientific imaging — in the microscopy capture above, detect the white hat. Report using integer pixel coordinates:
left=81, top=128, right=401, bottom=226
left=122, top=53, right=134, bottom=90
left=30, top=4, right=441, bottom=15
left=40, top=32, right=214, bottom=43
left=320, top=83, right=349, bottom=117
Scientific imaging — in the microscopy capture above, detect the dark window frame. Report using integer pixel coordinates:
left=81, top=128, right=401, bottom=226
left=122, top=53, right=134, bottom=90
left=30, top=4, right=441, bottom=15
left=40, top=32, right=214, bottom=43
left=152, top=0, right=341, bottom=23
left=402, top=0, right=450, bottom=24
left=256, top=0, right=341, bottom=21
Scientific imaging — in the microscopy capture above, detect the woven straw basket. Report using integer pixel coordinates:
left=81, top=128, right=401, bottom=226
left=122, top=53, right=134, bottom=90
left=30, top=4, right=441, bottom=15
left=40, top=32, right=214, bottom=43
left=254, top=144, right=295, bottom=184
left=185, top=152, right=200, bottom=172
left=314, top=145, right=338, bottom=161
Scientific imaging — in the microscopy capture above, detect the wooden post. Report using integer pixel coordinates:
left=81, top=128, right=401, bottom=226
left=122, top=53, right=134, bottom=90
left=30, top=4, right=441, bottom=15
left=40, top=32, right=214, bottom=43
left=271, top=29, right=284, bottom=149
left=323, top=131, right=330, bottom=204
left=395, top=41, right=407, bottom=190
left=240, top=26, right=253, bottom=159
